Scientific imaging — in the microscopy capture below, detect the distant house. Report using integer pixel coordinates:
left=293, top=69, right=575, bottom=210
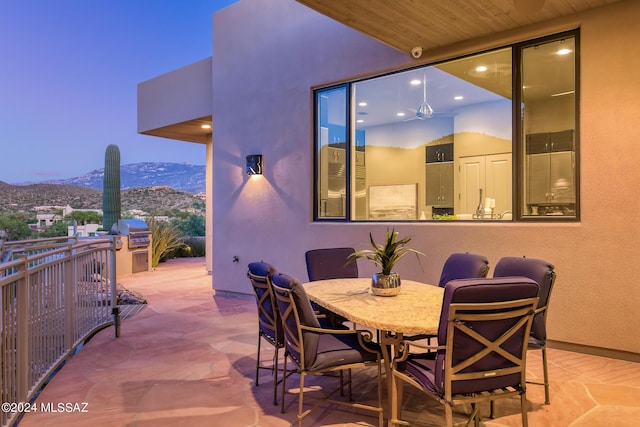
left=67, top=223, right=102, bottom=237
left=34, top=205, right=103, bottom=233
left=36, top=213, right=63, bottom=230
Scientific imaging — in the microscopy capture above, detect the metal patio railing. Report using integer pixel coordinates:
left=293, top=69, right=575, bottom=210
left=1, top=236, right=118, bottom=427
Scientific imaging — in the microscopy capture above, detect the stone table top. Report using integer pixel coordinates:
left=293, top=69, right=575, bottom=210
left=303, top=278, right=444, bottom=335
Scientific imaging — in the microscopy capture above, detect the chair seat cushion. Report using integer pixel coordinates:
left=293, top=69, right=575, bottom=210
left=398, top=356, right=439, bottom=395
left=402, top=353, right=523, bottom=396
left=308, top=333, right=379, bottom=371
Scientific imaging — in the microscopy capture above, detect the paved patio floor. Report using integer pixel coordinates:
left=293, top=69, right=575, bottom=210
left=18, top=257, right=640, bottom=426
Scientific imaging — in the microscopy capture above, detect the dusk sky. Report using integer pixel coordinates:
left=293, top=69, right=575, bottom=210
left=0, top=0, right=238, bottom=184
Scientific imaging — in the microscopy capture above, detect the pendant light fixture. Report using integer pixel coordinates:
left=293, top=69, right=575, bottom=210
left=416, top=70, right=434, bottom=119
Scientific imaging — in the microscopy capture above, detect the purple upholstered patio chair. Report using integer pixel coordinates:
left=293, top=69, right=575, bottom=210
left=406, top=252, right=489, bottom=344
left=304, top=247, right=358, bottom=328
left=270, top=272, right=383, bottom=427
left=438, top=252, right=490, bottom=287
left=247, top=261, right=284, bottom=405
left=305, top=247, right=359, bottom=281
left=391, top=277, right=539, bottom=427
left=493, top=256, right=556, bottom=403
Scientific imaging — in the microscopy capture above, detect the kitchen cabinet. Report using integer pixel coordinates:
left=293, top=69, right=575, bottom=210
left=426, top=144, right=454, bottom=163
left=319, top=145, right=347, bottom=217
left=526, top=130, right=574, bottom=154
left=426, top=163, right=454, bottom=206
left=425, top=143, right=454, bottom=206
left=318, top=144, right=366, bottom=218
left=526, top=130, right=575, bottom=212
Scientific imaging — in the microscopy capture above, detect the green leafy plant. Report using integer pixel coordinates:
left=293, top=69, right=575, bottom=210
left=348, top=228, right=424, bottom=275
left=0, top=214, right=34, bottom=240
left=433, top=214, right=457, bottom=220
left=147, top=217, right=186, bottom=268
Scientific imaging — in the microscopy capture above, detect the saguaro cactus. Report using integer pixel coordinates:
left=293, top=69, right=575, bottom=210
left=102, top=144, right=121, bottom=232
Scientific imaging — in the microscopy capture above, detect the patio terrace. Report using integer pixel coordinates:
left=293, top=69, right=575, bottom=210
left=18, top=257, right=640, bottom=426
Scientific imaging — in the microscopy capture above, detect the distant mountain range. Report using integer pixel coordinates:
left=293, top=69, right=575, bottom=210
left=0, top=181, right=205, bottom=215
left=42, top=162, right=206, bottom=193
left=0, top=162, right=206, bottom=215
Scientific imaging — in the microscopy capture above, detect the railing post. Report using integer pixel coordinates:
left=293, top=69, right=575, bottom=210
left=65, top=242, right=76, bottom=351
left=16, top=256, right=29, bottom=403
left=110, top=236, right=120, bottom=338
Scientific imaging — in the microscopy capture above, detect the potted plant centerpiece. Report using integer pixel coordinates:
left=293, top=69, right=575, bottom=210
left=349, top=228, right=424, bottom=296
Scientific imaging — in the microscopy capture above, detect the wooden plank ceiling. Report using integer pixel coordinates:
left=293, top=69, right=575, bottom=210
left=140, top=116, right=212, bottom=144
left=295, top=0, right=622, bottom=57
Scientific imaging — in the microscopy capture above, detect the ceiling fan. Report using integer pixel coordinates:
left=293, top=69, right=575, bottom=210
left=406, top=70, right=438, bottom=120
left=415, top=71, right=434, bottom=119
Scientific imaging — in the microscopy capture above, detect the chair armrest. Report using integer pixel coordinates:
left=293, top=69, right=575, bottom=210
left=300, top=325, right=378, bottom=354
left=394, top=340, right=444, bottom=362
left=301, top=324, right=360, bottom=335
left=534, top=305, right=547, bottom=315
left=405, top=340, right=443, bottom=352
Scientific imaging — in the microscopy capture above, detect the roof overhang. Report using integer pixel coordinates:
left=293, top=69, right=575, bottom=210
left=295, top=0, right=622, bottom=58
left=137, top=57, right=213, bottom=143
left=138, top=115, right=212, bottom=144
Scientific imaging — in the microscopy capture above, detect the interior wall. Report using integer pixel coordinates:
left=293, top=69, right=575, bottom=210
left=211, top=0, right=640, bottom=355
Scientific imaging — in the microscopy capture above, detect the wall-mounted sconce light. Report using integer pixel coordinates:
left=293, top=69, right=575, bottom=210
left=246, top=154, right=263, bottom=175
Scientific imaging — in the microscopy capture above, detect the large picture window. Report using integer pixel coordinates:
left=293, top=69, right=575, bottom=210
left=314, top=31, right=578, bottom=221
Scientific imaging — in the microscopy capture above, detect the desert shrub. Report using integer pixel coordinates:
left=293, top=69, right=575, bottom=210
left=147, top=217, right=186, bottom=267
left=168, top=237, right=205, bottom=258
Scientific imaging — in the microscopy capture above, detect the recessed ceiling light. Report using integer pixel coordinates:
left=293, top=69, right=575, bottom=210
left=454, top=96, right=464, bottom=100
left=201, top=124, right=211, bottom=129
left=358, top=101, right=368, bottom=107
left=557, top=48, right=572, bottom=55
left=410, top=79, right=422, bottom=85
left=476, top=65, right=487, bottom=72
left=356, top=119, right=364, bottom=123
left=396, top=112, right=406, bottom=117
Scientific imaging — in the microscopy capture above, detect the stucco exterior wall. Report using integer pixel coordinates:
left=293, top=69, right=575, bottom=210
left=211, top=0, right=640, bottom=355
left=137, top=57, right=212, bottom=132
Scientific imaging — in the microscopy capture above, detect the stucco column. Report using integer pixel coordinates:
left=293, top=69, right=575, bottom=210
left=205, top=134, right=213, bottom=275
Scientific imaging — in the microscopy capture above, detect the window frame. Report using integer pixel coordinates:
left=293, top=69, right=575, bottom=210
left=313, top=30, right=579, bottom=223
left=514, top=30, right=580, bottom=222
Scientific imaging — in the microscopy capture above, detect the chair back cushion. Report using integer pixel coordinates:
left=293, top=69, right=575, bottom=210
left=247, top=262, right=282, bottom=345
left=438, top=252, right=489, bottom=287
left=271, top=272, right=321, bottom=368
left=305, top=247, right=358, bottom=281
left=493, top=256, right=555, bottom=343
left=435, top=277, right=539, bottom=395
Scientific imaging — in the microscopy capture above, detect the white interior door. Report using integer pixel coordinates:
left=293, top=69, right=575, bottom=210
left=459, top=156, right=485, bottom=214
left=485, top=153, right=512, bottom=215
left=459, top=153, right=512, bottom=215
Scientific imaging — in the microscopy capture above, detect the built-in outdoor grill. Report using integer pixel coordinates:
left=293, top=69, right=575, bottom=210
left=111, top=219, right=151, bottom=249
left=111, top=219, right=152, bottom=274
